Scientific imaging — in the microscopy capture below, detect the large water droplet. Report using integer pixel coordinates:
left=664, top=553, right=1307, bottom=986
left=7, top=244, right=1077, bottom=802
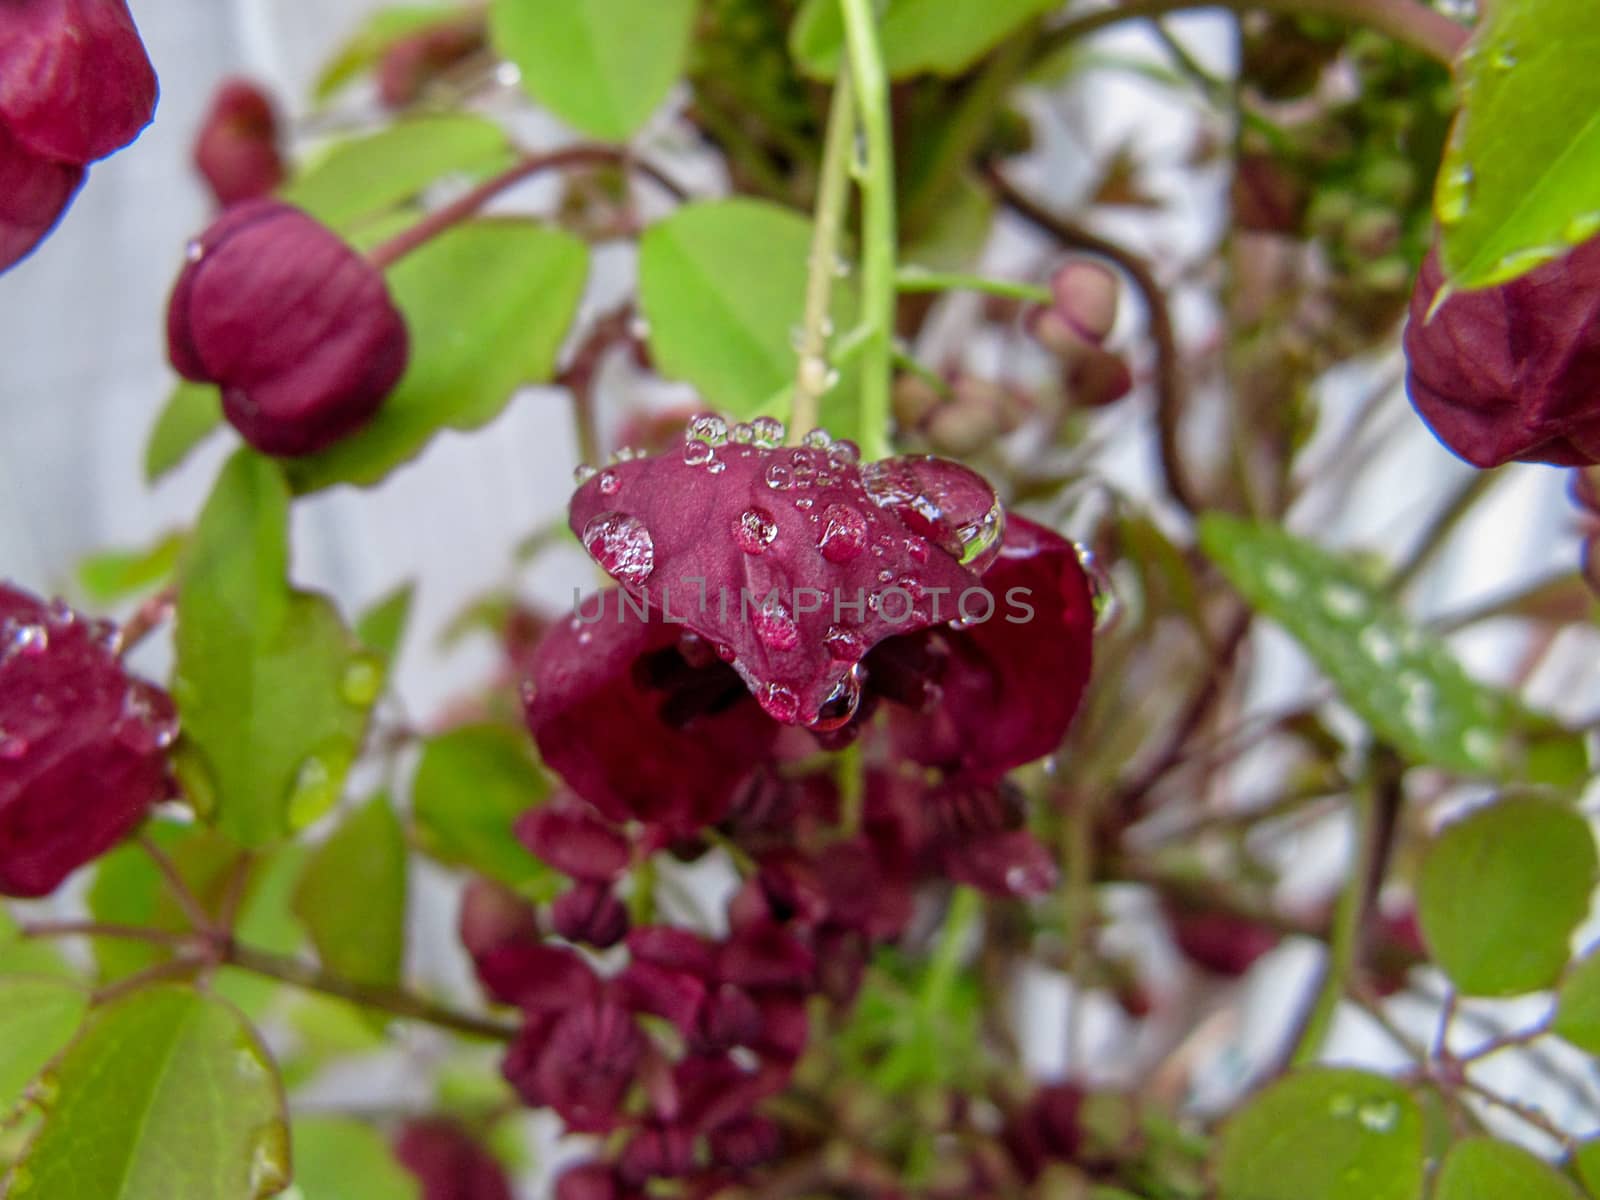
left=802, top=428, right=833, bottom=450
left=1077, top=546, right=1121, bottom=632
left=750, top=416, right=786, bottom=448
left=598, top=468, right=622, bottom=496
left=760, top=683, right=801, bottom=723
left=827, top=439, right=860, bottom=468
left=1437, top=164, right=1474, bottom=226
left=789, top=448, right=818, bottom=485
left=688, top=413, right=729, bottom=446
left=818, top=503, right=868, bottom=563
left=734, top=508, right=779, bottom=555
left=684, top=439, right=715, bottom=467
left=859, top=457, right=1004, bottom=572
left=753, top=598, right=800, bottom=651
left=582, top=512, right=656, bottom=587
left=731, top=422, right=755, bottom=444
left=765, top=463, right=793, bottom=490
left=810, top=664, right=864, bottom=732
left=340, top=656, right=384, bottom=707
left=573, top=464, right=597, bottom=485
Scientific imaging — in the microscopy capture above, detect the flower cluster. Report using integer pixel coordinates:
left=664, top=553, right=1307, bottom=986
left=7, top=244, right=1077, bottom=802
left=0, top=0, right=157, bottom=272
left=0, top=585, right=176, bottom=897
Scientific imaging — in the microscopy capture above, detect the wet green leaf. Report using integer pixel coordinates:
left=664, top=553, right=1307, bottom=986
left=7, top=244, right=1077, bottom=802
left=790, top=0, right=1055, bottom=79
left=0, top=978, right=87, bottom=1113
left=284, top=220, right=587, bottom=492
left=1216, top=1068, right=1424, bottom=1200
left=77, top=530, right=186, bottom=603
left=1435, top=1138, right=1582, bottom=1200
left=489, top=0, right=696, bottom=140
left=293, top=796, right=407, bottom=989
left=1436, top=0, right=1600, bottom=288
left=145, top=381, right=224, bottom=484
left=290, top=1115, right=420, bottom=1200
left=411, top=724, right=552, bottom=896
left=1198, top=516, right=1586, bottom=784
left=1418, top=799, right=1597, bottom=997
left=282, top=115, right=512, bottom=231
left=639, top=198, right=858, bottom=423
left=15, top=986, right=290, bottom=1199
left=356, top=583, right=415, bottom=666
left=175, top=452, right=379, bottom=845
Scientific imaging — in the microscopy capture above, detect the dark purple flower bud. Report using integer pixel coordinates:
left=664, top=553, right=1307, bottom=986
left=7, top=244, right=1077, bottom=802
left=0, top=0, right=156, bottom=165
left=614, top=959, right=706, bottom=1032
left=378, top=20, right=485, bottom=109
left=1404, top=240, right=1600, bottom=467
left=551, top=881, right=629, bottom=949
left=566, top=426, right=999, bottom=726
left=709, top=1115, right=782, bottom=1171
left=525, top=591, right=778, bottom=832
left=0, top=122, right=81, bottom=272
left=1003, top=1084, right=1085, bottom=1182
left=457, top=877, right=540, bottom=961
left=942, top=829, right=1058, bottom=898
left=505, top=1000, right=645, bottom=1132
left=463, top=911, right=599, bottom=1013
left=166, top=199, right=409, bottom=456
left=193, top=78, right=285, bottom=208
left=619, top=1124, right=698, bottom=1186
left=1168, top=908, right=1280, bottom=977
left=691, top=983, right=763, bottom=1053
left=392, top=1118, right=514, bottom=1200
left=0, top=586, right=176, bottom=897
left=626, top=925, right=719, bottom=979
left=880, top=515, right=1095, bottom=778
left=1049, top=260, right=1119, bottom=347
left=515, top=800, right=632, bottom=882
left=554, top=1163, right=631, bottom=1200
left=717, top=920, right=816, bottom=992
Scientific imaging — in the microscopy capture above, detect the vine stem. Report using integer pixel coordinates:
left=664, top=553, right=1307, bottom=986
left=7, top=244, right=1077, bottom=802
left=367, top=144, right=690, bottom=271
left=895, top=268, right=1052, bottom=306
left=838, top=0, right=897, bottom=462
left=1034, top=0, right=1469, bottom=68
left=790, top=61, right=857, bottom=444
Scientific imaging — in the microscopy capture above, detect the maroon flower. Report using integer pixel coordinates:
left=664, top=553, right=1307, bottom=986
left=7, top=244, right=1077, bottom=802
left=554, top=1163, right=633, bottom=1200
left=619, top=1124, right=698, bottom=1185
left=877, top=514, right=1096, bottom=778
left=166, top=199, right=409, bottom=456
left=457, top=880, right=605, bottom=1012
left=709, top=1115, right=782, bottom=1170
left=550, top=881, right=630, bottom=948
left=0, top=0, right=156, bottom=271
left=516, top=800, right=631, bottom=881
left=193, top=78, right=285, bottom=208
left=1405, top=240, right=1600, bottom=467
left=504, top=999, right=646, bottom=1132
left=0, top=586, right=176, bottom=898
left=392, top=1118, right=514, bottom=1200
left=524, top=591, right=778, bottom=832
left=566, top=421, right=1001, bottom=726
left=1003, top=1084, right=1086, bottom=1182
left=1167, top=908, right=1281, bottom=977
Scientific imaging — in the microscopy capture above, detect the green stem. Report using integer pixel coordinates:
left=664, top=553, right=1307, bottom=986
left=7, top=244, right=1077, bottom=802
left=922, top=887, right=982, bottom=1016
left=895, top=267, right=1052, bottom=306
left=791, top=62, right=857, bottom=444
left=838, top=0, right=897, bottom=462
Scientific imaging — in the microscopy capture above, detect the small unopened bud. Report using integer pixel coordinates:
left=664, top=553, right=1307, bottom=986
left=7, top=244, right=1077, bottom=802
left=1049, top=259, right=1120, bottom=346
left=550, top=880, right=629, bottom=948
left=193, top=79, right=285, bottom=208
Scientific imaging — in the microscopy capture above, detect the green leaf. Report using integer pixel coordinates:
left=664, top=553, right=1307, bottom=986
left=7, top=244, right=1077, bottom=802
left=790, top=0, right=1055, bottom=80
left=145, top=381, right=224, bottom=484
left=290, top=1115, right=421, bottom=1200
left=281, top=115, right=513, bottom=231
left=411, top=724, right=552, bottom=895
left=639, top=198, right=858, bottom=422
left=15, top=986, right=290, bottom=1200
left=1197, top=516, right=1587, bottom=785
left=1417, top=799, right=1597, bottom=997
left=284, top=220, right=587, bottom=492
left=356, top=583, right=416, bottom=665
left=1435, top=1138, right=1583, bottom=1200
left=1216, top=1067, right=1424, bottom=1200
left=175, top=452, right=380, bottom=845
left=489, top=0, right=697, bottom=140
left=1436, top=0, right=1600, bottom=288
left=77, top=530, right=186, bottom=603
left=292, top=796, right=407, bottom=988
left=0, top=978, right=88, bottom=1112
left=314, top=3, right=466, bottom=101
left=1554, top=950, right=1600, bottom=1053
left=1575, top=1138, right=1600, bottom=1196
left=0, top=908, right=71, bottom=979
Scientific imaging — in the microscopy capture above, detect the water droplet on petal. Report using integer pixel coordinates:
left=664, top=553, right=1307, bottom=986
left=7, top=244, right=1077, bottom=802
left=714, top=641, right=736, bottom=662
left=573, top=464, right=598, bottom=485
left=582, top=512, right=656, bottom=587
left=734, top=508, right=779, bottom=555
left=1437, top=164, right=1474, bottom=226
left=810, top=664, right=864, bottom=732
left=684, top=439, right=715, bottom=467
left=760, top=683, right=801, bottom=723
left=765, top=462, right=793, bottom=490
left=827, top=440, right=860, bottom=468
left=905, top=536, right=930, bottom=563
left=795, top=496, right=813, bottom=511
left=707, top=459, right=726, bottom=475
left=818, top=503, right=868, bottom=563
left=731, top=422, right=754, bottom=444
left=753, top=598, right=799, bottom=651
left=750, top=416, right=786, bottom=448
left=824, top=625, right=865, bottom=660
left=802, top=428, right=833, bottom=450
left=859, top=456, right=1005, bottom=572
left=6, top=621, right=48, bottom=660
left=598, top=469, right=622, bottom=496
left=688, top=413, right=729, bottom=446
